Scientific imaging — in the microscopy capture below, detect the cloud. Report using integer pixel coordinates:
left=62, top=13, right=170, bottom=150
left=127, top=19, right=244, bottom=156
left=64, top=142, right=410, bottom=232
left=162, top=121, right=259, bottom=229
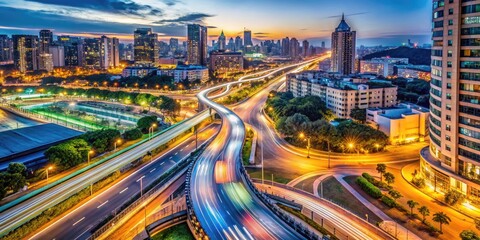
left=155, top=13, right=214, bottom=25
left=24, top=0, right=163, bottom=16
left=161, top=0, right=181, bottom=6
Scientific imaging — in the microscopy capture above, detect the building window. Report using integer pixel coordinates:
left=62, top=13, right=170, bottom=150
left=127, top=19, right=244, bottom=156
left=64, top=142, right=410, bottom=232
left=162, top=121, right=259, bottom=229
left=449, top=8, right=454, bottom=15
left=447, top=93, right=452, bottom=99
left=447, top=115, right=452, bottom=121
left=447, top=83, right=452, bottom=89
left=448, top=29, right=453, bottom=36
left=446, top=135, right=451, bottom=141
left=446, top=124, right=451, bottom=131
left=446, top=104, right=452, bottom=110
left=448, top=50, right=453, bottom=57
left=446, top=145, right=451, bottom=151
left=447, top=72, right=452, bottom=78
left=448, top=40, right=453, bottom=46
left=449, top=19, right=453, bottom=25
left=444, top=156, right=452, bottom=166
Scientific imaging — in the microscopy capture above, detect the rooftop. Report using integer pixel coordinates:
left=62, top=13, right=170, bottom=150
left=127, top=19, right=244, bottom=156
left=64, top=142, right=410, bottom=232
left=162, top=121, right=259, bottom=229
left=0, top=123, right=82, bottom=161
left=335, top=13, right=351, bottom=32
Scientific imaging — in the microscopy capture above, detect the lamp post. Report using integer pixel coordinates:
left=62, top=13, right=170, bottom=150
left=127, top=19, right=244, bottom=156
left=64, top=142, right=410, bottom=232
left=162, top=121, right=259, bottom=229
left=88, top=150, right=94, bottom=165
left=114, top=139, right=122, bottom=151
left=149, top=123, right=157, bottom=140
left=46, top=166, right=53, bottom=182
left=348, top=142, right=355, bottom=154
left=299, top=133, right=311, bottom=158
left=375, top=143, right=380, bottom=152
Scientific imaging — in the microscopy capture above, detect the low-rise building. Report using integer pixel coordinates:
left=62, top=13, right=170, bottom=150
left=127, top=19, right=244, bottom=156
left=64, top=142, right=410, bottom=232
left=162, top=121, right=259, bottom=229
left=209, top=51, right=244, bottom=75
left=359, top=57, right=409, bottom=77
left=396, top=65, right=431, bottom=81
left=286, top=71, right=398, bottom=118
left=158, top=65, right=208, bottom=83
left=367, top=103, right=429, bottom=144
left=122, top=65, right=157, bottom=78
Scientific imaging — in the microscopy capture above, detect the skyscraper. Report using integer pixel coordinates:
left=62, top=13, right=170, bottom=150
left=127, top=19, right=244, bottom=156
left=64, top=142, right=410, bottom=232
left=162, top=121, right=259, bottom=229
left=187, top=24, right=207, bottom=66
left=243, top=29, right=253, bottom=47
left=83, top=38, right=101, bottom=69
left=170, top=38, right=179, bottom=53
left=227, top=37, right=235, bottom=51
left=302, top=40, right=310, bottom=57
left=218, top=30, right=226, bottom=51
left=39, top=29, right=53, bottom=54
left=289, top=38, right=300, bottom=59
left=234, top=36, right=243, bottom=52
left=99, top=36, right=120, bottom=69
left=134, top=28, right=159, bottom=64
left=12, top=35, right=39, bottom=73
left=281, top=37, right=290, bottom=56
left=0, top=35, right=13, bottom=64
left=331, top=14, right=356, bottom=75
left=420, top=0, right=480, bottom=201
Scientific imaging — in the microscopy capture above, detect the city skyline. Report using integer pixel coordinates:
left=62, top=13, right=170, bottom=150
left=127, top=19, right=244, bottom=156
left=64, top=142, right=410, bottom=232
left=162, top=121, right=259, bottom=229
left=0, top=0, right=431, bottom=46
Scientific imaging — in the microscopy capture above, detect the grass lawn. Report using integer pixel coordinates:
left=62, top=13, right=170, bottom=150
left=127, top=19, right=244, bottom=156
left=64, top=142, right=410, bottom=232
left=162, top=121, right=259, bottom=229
left=293, top=175, right=320, bottom=194
left=247, top=168, right=293, bottom=184
left=150, top=223, right=194, bottom=240
left=320, top=176, right=382, bottom=224
left=343, top=176, right=439, bottom=240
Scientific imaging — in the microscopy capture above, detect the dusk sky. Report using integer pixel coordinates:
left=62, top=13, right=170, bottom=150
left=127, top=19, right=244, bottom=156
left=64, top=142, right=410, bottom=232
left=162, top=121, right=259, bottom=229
left=0, top=0, right=432, bottom=46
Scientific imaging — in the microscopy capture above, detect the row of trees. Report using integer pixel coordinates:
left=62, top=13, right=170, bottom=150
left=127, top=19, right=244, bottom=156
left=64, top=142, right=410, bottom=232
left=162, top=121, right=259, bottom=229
left=5, top=86, right=181, bottom=115
left=41, top=74, right=200, bottom=91
left=45, top=129, right=121, bottom=170
left=371, top=164, right=452, bottom=235
left=391, top=78, right=430, bottom=108
left=266, top=91, right=388, bottom=153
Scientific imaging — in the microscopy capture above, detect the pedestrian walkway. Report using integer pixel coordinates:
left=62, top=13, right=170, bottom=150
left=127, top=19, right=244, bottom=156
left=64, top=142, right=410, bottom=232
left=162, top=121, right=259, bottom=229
left=312, top=174, right=332, bottom=197
left=333, top=174, right=421, bottom=240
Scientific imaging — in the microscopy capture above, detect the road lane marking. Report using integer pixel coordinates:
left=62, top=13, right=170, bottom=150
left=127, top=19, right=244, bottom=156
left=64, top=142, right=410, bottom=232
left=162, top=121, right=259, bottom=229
left=174, top=152, right=178, bottom=155
left=243, top=227, right=254, bottom=240
left=186, top=144, right=190, bottom=147
left=169, top=156, right=173, bottom=160
left=226, top=210, right=231, bottom=216
left=136, top=176, right=145, bottom=182
left=97, top=200, right=109, bottom=209
left=149, top=168, right=156, bottom=173
left=119, top=187, right=128, bottom=194
left=72, top=217, right=85, bottom=226
left=160, top=162, right=164, bottom=165
left=180, top=148, right=184, bottom=152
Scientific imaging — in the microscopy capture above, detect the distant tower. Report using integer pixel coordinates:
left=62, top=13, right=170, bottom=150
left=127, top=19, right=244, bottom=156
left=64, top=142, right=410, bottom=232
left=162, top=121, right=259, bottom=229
left=235, top=36, right=243, bottom=52
left=218, top=30, right=226, bottom=51
left=134, top=28, right=159, bottom=64
left=39, top=29, right=53, bottom=54
left=302, top=40, right=310, bottom=57
left=331, top=13, right=356, bottom=75
left=243, top=29, right=253, bottom=47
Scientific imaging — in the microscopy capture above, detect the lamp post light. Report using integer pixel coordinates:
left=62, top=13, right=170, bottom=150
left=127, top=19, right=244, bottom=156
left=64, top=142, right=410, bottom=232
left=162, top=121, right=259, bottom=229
left=114, top=139, right=122, bottom=151
left=46, top=166, right=54, bottom=182
left=375, top=143, right=380, bottom=152
left=149, top=123, right=157, bottom=140
left=88, top=150, right=94, bottom=165
left=348, top=142, right=355, bottom=154
left=299, top=133, right=311, bottom=158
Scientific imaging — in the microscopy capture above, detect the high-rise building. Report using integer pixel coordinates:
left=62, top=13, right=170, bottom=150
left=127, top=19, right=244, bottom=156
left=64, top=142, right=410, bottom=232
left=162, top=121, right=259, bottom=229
left=243, top=29, right=253, bottom=47
left=302, top=40, right=310, bottom=57
left=0, top=35, right=13, bottom=64
left=49, top=45, right=65, bottom=67
left=187, top=24, right=207, bottom=66
left=57, top=35, right=83, bottom=67
left=38, top=53, right=53, bottom=72
left=235, top=36, right=243, bottom=52
left=281, top=37, right=290, bottom=56
left=169, top=38, right=179, bottom=53
left=321, top=41, right=326, bottom=49
left=134, top=28, right=159, bottom=64
left=331, top=14, right=356, bottom=75
left=420, top=0, right=480, bottom=202
left=39, top=29, right=53, bottom=54
left=227, top=37, right=235, bottom=51
left=210, top=51, right=244, bottom=75
left=218, top=30, right=226, bottom=51
left=83, top=38, right=101, bottom=69
left=289, top=38, right=300, bottom=59
left=98, top=36, right=120, bottom=69
left=12, top=35, right=39, bottom=73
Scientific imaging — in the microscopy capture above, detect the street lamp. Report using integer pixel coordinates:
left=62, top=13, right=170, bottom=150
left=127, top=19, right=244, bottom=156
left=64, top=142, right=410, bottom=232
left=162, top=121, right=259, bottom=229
left=88, top=150, right=94, bottom=165
left=46, top=166, right=54, bottom=182
left=149, top=123, right=157, bottom=140
left=299, top=133, right=311, bottom=158
left=375, top=143, right=380, bottom=152
left=114, top=139, right=122, bottom=151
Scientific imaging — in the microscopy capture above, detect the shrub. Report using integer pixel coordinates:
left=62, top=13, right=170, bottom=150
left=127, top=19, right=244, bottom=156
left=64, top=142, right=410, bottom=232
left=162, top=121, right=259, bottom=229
left=460, top=230, right=480, bottom=240
left=381, top=195, right=397, bottom=208
left=412, top=177, right=426, bottom=188
left=362, top=172, right=375, bottom=183
left=356, top=176, right=382, bottom=199
left=124, top=128, right=143, bottom=140
left=444, top=190, right=465, bottom=206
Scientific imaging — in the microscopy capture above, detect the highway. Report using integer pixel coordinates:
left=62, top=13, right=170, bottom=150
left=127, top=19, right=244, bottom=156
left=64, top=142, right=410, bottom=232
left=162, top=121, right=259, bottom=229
left=189, top=60, right=319, bottom=239
left=0, top=109, right=212, bottom=237
left=29, top=124, right=219, bottom=240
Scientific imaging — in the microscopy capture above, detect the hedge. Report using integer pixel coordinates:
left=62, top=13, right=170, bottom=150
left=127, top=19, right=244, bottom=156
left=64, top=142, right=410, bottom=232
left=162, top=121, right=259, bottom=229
left=362, top=173, right=375, bottom=183
left=356, top=176, right=382, bottom=199
left=381, top=195, right=397, bottom=208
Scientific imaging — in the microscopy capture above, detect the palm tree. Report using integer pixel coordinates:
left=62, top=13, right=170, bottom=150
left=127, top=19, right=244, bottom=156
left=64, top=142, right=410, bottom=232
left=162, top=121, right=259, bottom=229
left=407, top=200, right=419, bottom=216
left=384, top=172, right=395, bottom=186
left=376, top=163, right=387, bottom=182
left=433, top=212, right=451, bottom=233
left=418, top=206, right=430, bottom=223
